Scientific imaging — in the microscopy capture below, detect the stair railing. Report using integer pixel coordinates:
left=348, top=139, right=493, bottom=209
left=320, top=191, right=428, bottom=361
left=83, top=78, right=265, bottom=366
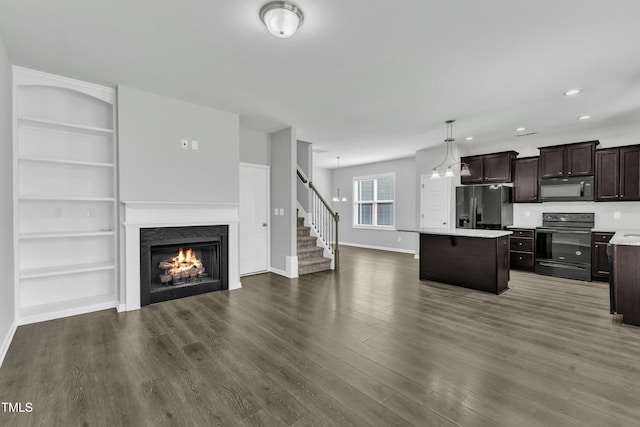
left=296, top=167, right=340, bottom=270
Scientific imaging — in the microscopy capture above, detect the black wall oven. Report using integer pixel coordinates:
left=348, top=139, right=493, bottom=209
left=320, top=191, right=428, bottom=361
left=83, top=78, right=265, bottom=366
left=535, top=213, right=594, bottom=281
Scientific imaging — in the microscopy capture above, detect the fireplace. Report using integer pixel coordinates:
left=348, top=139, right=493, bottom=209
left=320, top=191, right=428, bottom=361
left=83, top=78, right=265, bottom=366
left=140, top=225, right=228, bottom=306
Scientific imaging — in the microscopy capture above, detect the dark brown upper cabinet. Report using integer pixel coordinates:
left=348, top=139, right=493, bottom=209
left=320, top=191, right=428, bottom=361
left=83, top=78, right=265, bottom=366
left=595, top=149, right=619, bottom=201
left=460, top=151, right=518, bottom=185
left=596, top=145, right=640, bottom=202
left=539, top=141, right=598, bottom=179
left=512, top=157, right=539, bottom=203
left=620, top=146, right=640, bottom=200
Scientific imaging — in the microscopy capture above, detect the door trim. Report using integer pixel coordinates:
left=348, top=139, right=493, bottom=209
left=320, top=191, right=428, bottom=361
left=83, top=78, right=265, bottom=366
left=239, top=163, right=271, bottom=276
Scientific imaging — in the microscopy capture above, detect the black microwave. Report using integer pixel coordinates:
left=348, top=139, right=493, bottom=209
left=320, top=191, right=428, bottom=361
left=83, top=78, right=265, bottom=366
left=539, top=176, right=594, bottom=202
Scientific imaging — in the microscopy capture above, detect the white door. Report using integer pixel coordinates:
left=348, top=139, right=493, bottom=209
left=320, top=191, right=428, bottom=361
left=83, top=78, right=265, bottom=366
left=240, top=164, right=270, bottom=275
left=420, top=175, right=451, bottom=228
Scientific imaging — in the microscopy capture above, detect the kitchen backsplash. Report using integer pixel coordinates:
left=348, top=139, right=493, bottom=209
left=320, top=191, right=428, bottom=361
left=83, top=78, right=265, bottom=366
left=513, top=201, right=640, bottom=230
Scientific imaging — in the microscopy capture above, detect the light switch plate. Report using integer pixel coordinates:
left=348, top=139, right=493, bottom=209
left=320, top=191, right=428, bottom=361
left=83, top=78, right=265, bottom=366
left=614, top=211, right=621, bottom=219
left=181, top=139, right=189, bottom=149
left=274, top=208, right=279, bottom=216
left=279, top=208, right=284, bottom=215
left=191, top=140, right=198, bottom=150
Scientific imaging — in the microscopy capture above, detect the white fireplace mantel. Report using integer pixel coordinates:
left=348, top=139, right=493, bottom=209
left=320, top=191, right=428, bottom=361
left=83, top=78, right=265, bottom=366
left=119, top=201, right=241, bottom=312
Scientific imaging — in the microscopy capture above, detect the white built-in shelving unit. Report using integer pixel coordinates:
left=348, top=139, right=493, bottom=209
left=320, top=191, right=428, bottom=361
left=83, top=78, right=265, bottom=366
left=13, top=67, right=118, bottom=324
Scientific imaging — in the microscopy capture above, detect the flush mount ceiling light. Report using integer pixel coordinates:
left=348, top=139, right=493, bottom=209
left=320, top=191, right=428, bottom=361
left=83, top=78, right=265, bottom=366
left=259, top=1, right=304, bottom=38
left=578, top=115, right=591, bottom=120
left=465, top=136, right=474, bottom=141
left=431, top=120, right=471, bottom=179
left=516, top=127, right=526, bottom=132
left=564, top=88, right=582, bottom=96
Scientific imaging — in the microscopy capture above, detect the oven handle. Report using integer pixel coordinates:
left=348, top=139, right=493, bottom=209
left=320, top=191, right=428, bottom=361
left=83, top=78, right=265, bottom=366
left=536, top=228, right=591, bottom=234
left=537, top=261, right=588, bottom=270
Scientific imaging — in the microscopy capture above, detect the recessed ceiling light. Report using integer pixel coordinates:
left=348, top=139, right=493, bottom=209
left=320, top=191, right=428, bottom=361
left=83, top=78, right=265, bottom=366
left=516, top=127, right=526, bottom=132
left=578, top=115, right=591, bottom=120
left=465, top=136, right=474, bottom=141
left=564, top=89, right=582, bottom=96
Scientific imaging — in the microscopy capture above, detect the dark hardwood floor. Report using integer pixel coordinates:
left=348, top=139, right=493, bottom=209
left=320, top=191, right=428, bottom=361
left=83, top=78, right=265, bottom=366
left=2, top=246, right=640, bottom=426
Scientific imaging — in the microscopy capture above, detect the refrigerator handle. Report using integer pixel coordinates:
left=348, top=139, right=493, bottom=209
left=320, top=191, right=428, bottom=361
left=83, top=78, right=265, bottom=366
left=471, top=197, right=477, bottom=228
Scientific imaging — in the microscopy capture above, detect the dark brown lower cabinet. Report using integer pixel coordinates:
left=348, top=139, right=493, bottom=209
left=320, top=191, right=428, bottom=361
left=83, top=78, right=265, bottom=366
left=592, top=232, right=614, bottom=281
left=509, top=228, right=535, bottom=271
left=613, top=244, right=640, bottom=326
left=419, top=233, right=509, bottom=294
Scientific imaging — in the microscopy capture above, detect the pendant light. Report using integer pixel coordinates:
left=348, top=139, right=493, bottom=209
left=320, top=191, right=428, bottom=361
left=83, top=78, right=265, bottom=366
left=259, top=1, right=304, bottom=38
left=430, top=119, right=472, bottom=179
left=332, top=156, right=347, bottom=202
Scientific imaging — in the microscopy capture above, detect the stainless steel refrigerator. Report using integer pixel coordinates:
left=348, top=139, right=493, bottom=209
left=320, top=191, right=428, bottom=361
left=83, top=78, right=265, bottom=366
left=456, top=185, right=513, bottom=230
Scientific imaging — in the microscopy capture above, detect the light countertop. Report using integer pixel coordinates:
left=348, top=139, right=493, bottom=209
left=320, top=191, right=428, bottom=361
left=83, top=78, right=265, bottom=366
left=610, top=230, right=640, bottom=246
left=400, top=227, right=512, bottom=239
left=506, top=225, right=538, bottom=230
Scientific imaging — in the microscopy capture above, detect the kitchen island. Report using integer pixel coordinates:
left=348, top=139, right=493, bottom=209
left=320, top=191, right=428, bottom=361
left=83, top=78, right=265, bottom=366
left=403, top=228, right=512, bottom=294
left=610, top=231, right=640, bottom=327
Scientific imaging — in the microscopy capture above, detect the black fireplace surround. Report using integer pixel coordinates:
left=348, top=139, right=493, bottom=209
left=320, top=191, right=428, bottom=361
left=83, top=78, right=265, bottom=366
left=140, top=225, right=228, bottom=306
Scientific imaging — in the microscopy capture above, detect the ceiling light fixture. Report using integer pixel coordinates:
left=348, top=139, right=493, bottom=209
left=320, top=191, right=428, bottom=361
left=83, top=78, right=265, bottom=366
left=259, top=1, right=304, bottom=38
left=331, top=157, right=347, bottom=202
left=578, top=115, right=591, bottom=120
left=516, top=127, right=526, bottom=132
left=465, top=136, right=474, bottom=141
left=431, top=120, right=471, bottom=179
left=564, top=89, right=582, bottom=96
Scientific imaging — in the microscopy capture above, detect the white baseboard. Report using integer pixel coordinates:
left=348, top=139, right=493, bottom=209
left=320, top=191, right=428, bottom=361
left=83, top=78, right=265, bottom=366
left=0, top=321, right=18, bottom=368
left=228, top=281, right=243, bottom=291
left=116, top=303, right=127, bottom=313
left=18, top=301, right=117, bottom=326
left=414, top=254, right=420, bottom=259
left=341, top=242, right=416, bottom=255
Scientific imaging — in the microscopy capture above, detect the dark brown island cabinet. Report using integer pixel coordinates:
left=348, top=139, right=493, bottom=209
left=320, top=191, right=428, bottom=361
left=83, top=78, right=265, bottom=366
left=460, top=151, right=519, bottom=184
left=539, top=141, right=598, bottom=178
left=612, top=243, right=640, bottom=327
left=591, top=232, right=615, bottom=281
left=419, top=231, right=510, bottom=294
left=512, top=157, right=539, bottom=202
left=509, top=228, right=535, bottom=271
left=596, top=145, right=640, bottom=202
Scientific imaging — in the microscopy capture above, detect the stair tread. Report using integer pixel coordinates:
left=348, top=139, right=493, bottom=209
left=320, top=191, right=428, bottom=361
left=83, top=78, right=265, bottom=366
left=298, top=256, right=331, bottom=266
left=298, top=236, right=316, bottom=241
left=297, top=246, right=323, bottom=253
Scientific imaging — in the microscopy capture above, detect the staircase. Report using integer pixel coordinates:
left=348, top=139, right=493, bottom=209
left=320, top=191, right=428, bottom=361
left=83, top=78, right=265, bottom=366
left=297, top=216, right=332, bottom=275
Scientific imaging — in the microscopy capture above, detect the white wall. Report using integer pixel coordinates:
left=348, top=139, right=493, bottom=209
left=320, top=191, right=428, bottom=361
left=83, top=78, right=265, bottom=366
left=333, top=157, right=417, bottom=253
left=0, top=35, right=15, bottom=366
left=118, top=86, right=239, bottom=203
left=270, top=128, right=297, bottom=275
left=240, top=128, right=270, bottom=165
left=296, top=140, right=312, bottom=211
left=311, top=165, right=332, bottom=202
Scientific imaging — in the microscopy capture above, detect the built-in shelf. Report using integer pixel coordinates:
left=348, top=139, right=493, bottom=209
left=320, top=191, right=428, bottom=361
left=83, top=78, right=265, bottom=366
left=19, top=230, right=115, bottom=240
left=18, top=195, right=115, bottom=202
left=18, top=156, right=115, bottom=168
left=19, top=261, right=115, bottom=279
left=14, top=67, right=118, bottom=325
left=18, top=116, right=114, bottom=135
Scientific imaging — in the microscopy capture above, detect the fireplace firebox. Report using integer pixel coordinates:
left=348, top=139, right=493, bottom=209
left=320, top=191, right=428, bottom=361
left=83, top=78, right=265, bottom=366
left=140, top=225, right=228, bottom=306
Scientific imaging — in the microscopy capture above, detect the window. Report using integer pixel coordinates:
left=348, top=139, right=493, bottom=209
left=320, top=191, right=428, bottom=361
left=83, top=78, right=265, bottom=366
left=353, top=173, right=395, bottom=228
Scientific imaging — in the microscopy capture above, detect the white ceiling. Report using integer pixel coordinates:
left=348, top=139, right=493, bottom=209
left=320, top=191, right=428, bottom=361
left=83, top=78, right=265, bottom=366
left=2, top=0, right=640, bottom=168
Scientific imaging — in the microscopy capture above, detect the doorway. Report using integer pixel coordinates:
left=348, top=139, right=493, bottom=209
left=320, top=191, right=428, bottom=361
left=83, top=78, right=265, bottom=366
left=239, top=163, right=270, bottom=275
left=420, top=174, right=451, bottom=228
